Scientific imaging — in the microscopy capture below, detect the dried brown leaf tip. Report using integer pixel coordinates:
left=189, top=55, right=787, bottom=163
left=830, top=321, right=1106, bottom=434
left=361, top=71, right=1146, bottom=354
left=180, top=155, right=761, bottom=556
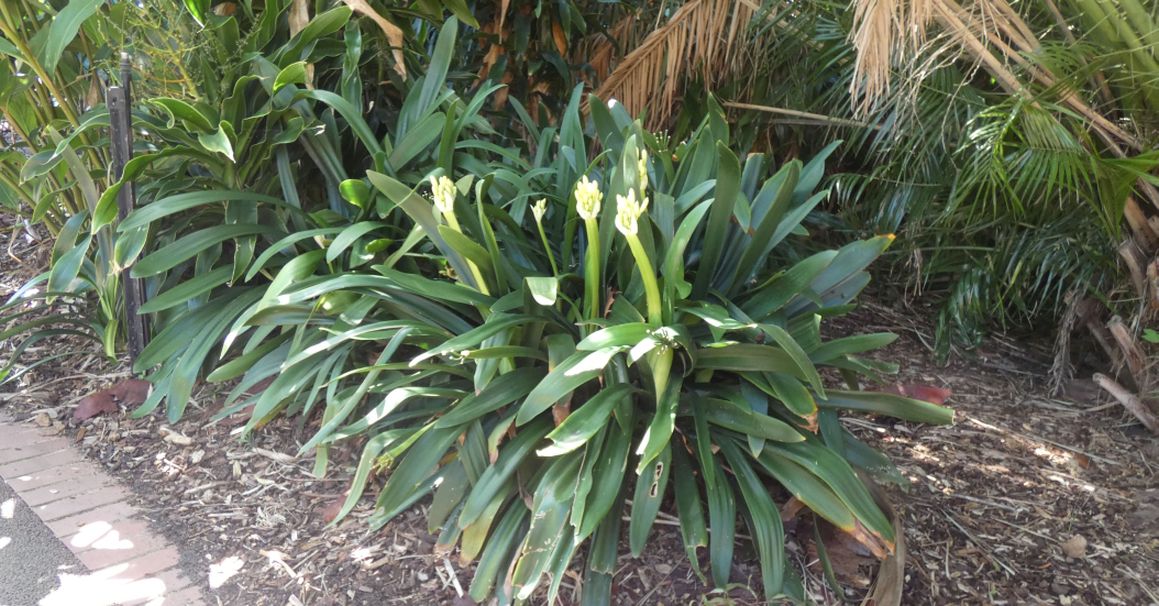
left=878, top=383, right=951, bottom=405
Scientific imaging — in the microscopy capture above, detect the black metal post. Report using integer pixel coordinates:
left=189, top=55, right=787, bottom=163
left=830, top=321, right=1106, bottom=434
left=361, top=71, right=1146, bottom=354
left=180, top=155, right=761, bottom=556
left=107, top=52, right=148, bottom=361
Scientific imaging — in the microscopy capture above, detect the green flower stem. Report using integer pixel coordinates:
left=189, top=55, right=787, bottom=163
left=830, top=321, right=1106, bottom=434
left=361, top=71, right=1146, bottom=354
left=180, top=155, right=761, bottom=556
left=583, top=218, right=602, bottom=322
left=442, top=210, right=491, bottom=296
left=625, top=234, right=663, bottom=326
left=536, top=220, right=560, bottom=276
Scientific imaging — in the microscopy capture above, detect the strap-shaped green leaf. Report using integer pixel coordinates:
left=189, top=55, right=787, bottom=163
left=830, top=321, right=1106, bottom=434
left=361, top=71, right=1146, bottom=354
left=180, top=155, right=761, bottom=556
left=434, top=367, right=545, bottom=428
left=540, top=384, right=634, bottom=456
left=629, top=444, right=672, bottom=556
left=720, top=439, right=785, bottom=598
left=818, top=389, right=955, bottom=424
left=459, top=419, right=550, bottom=527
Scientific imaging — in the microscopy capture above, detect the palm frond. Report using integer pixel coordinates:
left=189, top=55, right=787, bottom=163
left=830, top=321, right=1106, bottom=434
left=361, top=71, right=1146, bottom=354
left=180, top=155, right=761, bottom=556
left=593, top=0, right=758, bottom=127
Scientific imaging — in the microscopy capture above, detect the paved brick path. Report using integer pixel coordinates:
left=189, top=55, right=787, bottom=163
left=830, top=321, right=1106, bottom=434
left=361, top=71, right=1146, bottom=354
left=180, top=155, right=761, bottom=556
left=0, top=416, right=206, bottom=605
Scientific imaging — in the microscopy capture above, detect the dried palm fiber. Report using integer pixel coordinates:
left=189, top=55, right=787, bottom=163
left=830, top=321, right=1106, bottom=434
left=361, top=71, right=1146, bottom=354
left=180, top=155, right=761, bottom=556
left=849, top=0, right=933, bottom=115
left=577, top=14, right=639, bottom=84
left=593, top=0, right=757, bottom=128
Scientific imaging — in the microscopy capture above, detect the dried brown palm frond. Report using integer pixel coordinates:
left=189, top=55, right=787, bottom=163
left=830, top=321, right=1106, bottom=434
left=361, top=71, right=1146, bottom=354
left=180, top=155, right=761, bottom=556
left=576, top=14, right=639, bottom=84
left=592, top=0, right=759, bottom=128
left=849, top=0, right=933, bottom=115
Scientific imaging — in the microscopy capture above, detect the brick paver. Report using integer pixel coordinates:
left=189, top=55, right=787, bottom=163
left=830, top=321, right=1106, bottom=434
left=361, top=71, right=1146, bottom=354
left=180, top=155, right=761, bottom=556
left=19, top=472, right=116, bottom=507
left=0, top=416, right=206, bottom=605
left=6, top=461, right=104, bottom=491
left=0, top=424, right=66, bottom=452
left=0, top=448, right=81, bottom=478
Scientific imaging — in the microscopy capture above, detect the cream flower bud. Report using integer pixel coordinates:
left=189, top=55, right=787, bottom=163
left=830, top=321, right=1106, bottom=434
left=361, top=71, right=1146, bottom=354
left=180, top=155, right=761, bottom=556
left=637, top=149, right=649, bottom=193
left=574, top=175, right=603, bottom=221
left=429, top=175, right=457, bottom=215
left=615, top=189, right=649, bottom=236
left=532, top=198, right=547, bottom=223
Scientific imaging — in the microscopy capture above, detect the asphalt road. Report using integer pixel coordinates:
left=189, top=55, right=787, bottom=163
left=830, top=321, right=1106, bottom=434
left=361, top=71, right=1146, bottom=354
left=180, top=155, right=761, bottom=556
left=0, top=478, right=85, bottom=606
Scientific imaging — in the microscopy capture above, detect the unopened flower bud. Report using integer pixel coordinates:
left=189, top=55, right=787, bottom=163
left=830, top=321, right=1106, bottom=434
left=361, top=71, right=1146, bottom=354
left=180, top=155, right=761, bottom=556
left=429, top=175, right=457, bottom=215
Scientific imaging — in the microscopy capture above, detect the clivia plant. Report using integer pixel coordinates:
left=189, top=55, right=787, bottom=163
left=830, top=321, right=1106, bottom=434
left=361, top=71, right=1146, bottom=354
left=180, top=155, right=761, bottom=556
left=220, top=96, right=953, bottom=604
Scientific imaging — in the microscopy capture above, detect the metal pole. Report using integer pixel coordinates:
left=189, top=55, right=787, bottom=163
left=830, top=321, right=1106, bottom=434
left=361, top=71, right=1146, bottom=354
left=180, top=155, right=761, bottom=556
left=107, top=52, right=148, bottom=361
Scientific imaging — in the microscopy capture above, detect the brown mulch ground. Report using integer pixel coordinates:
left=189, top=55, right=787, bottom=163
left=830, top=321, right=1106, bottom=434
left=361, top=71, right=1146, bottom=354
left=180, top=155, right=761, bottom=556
left=2, top=223, right=1157, bottom=605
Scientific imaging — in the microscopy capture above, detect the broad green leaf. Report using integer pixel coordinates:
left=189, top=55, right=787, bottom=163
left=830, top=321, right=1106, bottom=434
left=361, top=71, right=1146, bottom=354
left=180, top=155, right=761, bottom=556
left=37, top=0, right=104, bottom=73
left=742, top=250, right=835, bottom=319
left=538, top=385, right=634, bottom=456
left=339, top=179, right=372, bottom=208
left=720, top=439, right=785, bottom=597
left=47, top=236, right=90, bottom=293
left=327, top=222, right=386, bottom=263
left=661, top=200, right=712, bottom=298
left=671, top=444, right=708, bottom=579
left=524, top=276, right=558, bottom=306
left=459, top=419, right=550, bottom=526
left=140, top=266, right=233, bottom=313
left=704, top=452, right=735, bottom=587
left=696, top=344, right=810, bottom=380
left=375, top=426, right=460, bottom=523
left=810, top=333, right=898, bottom=362
left=434, top=367, right=545, bottom=428
left=702, top=396, right=804, bottom=442
left=516, top=350, right=608, bottom=425
left=120, top=190, right=285, bottom=232
left=274, top=61, right=309, bottom=92
left=759, top=323, right=824, bottom=394
left=818, top=390, right=954, bottom=424
left=375, top=267, right=494, bottom=306
left=468, top=505, right=527, bottom=601
left=691, top=143, right=740, bottom=297
left=133, top=224, right=281, bottom=277
left=149, top=98, right=215, bottom=131
left=198, top=123, right=235, bottom=162
left=511, top=456, right=581, bottom=600
left=629, top=444, right=671, bottom=556
left=576, top=323, right=650, bottom=351
left=412, top=315, right=534, bottom=366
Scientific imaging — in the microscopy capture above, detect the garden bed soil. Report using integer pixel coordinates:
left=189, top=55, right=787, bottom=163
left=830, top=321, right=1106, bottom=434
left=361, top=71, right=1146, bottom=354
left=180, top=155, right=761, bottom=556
left=2, top=227, right=1157, bottom=605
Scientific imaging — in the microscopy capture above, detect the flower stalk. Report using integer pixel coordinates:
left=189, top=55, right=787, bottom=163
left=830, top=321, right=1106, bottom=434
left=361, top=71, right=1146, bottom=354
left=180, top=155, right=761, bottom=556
left=615, top=189, right=663, bottom=326
left=575, top=176, right=604, bottom=322
left=532, top=199, right=559, bottom=275
left=430, top=176, right=490, bottom=295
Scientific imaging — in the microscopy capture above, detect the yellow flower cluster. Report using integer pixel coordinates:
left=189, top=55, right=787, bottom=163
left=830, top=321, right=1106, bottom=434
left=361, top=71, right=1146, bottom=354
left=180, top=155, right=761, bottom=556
left=429, top=175, right=457, bottom=215
left=614, top=189, right=649, bottom=236
left=532, top=198, right=547, bottom=223
left=574, top=175, right=603, bottom=221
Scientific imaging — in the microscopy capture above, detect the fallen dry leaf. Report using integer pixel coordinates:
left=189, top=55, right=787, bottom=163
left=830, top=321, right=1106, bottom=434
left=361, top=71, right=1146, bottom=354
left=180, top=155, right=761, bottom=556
left=1060, top=535, right=1087, bottom=559
left=74, top=392, right=119, bottom=421
left=318, top=495, right=346, bottom=524
left=160, top=426, right=193, bottom=446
